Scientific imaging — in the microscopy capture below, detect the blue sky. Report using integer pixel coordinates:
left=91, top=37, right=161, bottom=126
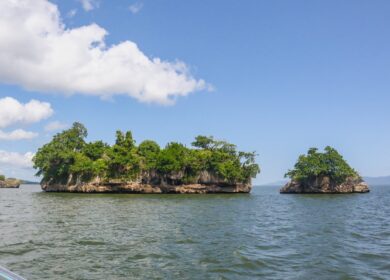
left=0, top=0, right=389, bottom=184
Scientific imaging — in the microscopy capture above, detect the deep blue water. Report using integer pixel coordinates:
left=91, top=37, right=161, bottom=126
left=0, top=185, right=389, bottom=279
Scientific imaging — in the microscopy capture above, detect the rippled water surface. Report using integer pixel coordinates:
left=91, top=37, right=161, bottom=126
left=0, top=185, right=389, bottom=279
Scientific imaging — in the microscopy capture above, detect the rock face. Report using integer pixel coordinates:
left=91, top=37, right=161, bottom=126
left=0, top=178, right=21, bottom=188
left=42, top=171, right=252, bottom=194
left=280, top=176, right=369, bottom=194
left=42, top=182, right=251, bottom=194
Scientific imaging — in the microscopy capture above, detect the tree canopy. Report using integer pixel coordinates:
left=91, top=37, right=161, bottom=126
left=33, top=123, right=260, bottom=186
left=285, top=146, right=359, bottom=184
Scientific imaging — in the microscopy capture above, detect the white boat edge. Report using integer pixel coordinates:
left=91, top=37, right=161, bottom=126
left=0, top=266, right=26, bottom=280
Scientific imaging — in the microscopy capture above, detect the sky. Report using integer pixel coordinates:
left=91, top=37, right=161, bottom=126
left=0, top=0, right=389, bottom=184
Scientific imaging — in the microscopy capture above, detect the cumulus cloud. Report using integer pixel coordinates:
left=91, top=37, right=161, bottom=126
left=0, top=0, right=208, bottom=104
left=129, top=2, right=143, bottom=14
left=44, top=121, right=69, bottom=132
left=0, top=97, right=53, bottom=128
left=0, top=129, right=38, bottom=140
left=79, top=0, right=98, bottom=11
left=0, top=150, right=34, bottom=168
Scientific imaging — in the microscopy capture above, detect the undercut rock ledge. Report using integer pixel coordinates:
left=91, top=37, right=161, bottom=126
left=280, top=176, right=369, bottom=194
left=42, top=182, right=251, bottom=194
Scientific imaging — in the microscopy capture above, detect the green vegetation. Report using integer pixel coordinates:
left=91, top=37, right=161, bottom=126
left=285, top=146, right=359, bottom=184
left=33, top=122, right=260, bottom=186
left=0, top=175, right=5, bottom=181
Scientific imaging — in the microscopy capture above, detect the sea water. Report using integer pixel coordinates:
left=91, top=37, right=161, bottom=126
left=0, top=185, right=389, bottom=279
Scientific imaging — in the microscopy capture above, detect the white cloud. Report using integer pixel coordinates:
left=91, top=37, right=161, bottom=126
left=79, top=0, right=98, bottom=11
left=129, top=2, right=143, bottom=14
left=0, top=0, right=208, bottom=105
left=0, top=129, right=38, bottom=140
left=67, top=9, right=77, bottom=18
left=0, top=97, right=53, bottom=128
left=0, top=150, right=34, bottom=168
left=44, top=121, right=69, bottom=132
left=0, top=150, right=35, bottom=180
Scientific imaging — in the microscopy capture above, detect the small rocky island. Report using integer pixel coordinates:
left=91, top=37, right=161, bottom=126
left=33, top=123, right=260, bottom=193
left=281, top=147, right=369, bottom=194
left=0, top=175, right=21, bottom=188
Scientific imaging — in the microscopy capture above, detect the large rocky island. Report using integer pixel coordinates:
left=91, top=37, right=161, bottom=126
left=0, top=175, right=21, bottom=188
left=34, top=123, right=260, bottom=194
left=281, top=147, right=369, bottom=194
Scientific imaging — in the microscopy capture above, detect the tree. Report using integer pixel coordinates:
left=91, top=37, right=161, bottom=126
left=192, top=135, right=260, bottom=183
left=138, top=140, right=160, bottom=170
left=239, top=151, right=261, bottom=182
left=156, top=142, right=189, bottom=174
left=285, top=146, right=359, bottom=184
left=33, top=122, right=88, bottom=184
left=83, top=141, right=109, bottom=161
left=0, top=175, right=5, bottom=181
left=115, top=130, right=135, bottom=149
left=33, top=123, right=261, bottom=186
left=70, top=153, right=94, bottom=182
left=107, top=130, right=140, bottom=180
left=192, top=135, right=214, bottom=149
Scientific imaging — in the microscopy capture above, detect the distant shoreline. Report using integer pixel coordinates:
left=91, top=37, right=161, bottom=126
left=20, top=181, right=40, bottom=185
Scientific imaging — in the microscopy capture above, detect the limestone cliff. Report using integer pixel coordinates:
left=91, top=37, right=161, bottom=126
left=42, top=171, right=252, bottom=193
left=280, top=176, right=369, bottom=194
left=0, top=178, right=21, bottom=188
left=42, top=182, right=251, bottom=194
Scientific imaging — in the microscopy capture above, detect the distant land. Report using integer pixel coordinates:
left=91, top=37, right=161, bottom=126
left=259, top=180, right=288, bottom=186
left=261, top=176, right=390, bottom=186
left=20, top=180, right=40, bottom=185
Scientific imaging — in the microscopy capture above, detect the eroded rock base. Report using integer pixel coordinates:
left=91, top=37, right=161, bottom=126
left=280, top=177, right=369, bottom=194
left=42, top=183, right=251, bottom=194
